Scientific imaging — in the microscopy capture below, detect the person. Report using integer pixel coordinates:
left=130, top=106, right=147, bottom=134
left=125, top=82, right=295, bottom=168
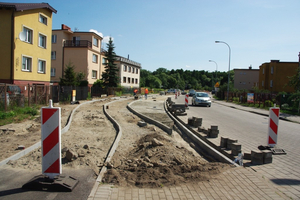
left=133, top=89, right=138, bottom=96
left=145, top=88, right=148, bottom=100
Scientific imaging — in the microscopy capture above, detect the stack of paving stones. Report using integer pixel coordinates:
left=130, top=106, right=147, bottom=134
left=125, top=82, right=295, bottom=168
left=251, top=150, right=273, bottom=164
left=188, top=117, right=202, bottom=128
left=220, top=137, right=241, bottom=156
left=207, top=125, right=219, bottom=138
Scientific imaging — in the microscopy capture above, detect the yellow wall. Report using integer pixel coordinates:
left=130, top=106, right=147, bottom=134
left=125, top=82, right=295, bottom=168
left=13, top=8, right=53, bottom=83
left=0, top=9, right=13, bottom=80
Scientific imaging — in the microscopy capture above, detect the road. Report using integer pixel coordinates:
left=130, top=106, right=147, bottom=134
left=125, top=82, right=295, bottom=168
left=174, top=94, right=300, bottom=199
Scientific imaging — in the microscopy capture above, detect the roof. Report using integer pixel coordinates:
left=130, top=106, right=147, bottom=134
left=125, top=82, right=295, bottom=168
left=0, top=2, right=57, bottom=13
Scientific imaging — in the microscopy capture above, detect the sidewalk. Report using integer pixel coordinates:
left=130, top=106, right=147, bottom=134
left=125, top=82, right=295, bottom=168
left=88, top=95, right=290, bottom=200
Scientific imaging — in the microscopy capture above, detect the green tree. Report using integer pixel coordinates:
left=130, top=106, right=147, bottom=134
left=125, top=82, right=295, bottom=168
left=288, top=67, right=300, bottom=91
left=59, top=62, right=77, bottom=86
left=145, top=75, right=162, bottom=88
left=102, top=37, right=119, bottom=87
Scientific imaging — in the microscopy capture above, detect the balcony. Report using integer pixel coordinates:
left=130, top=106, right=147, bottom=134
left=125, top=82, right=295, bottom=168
left=64, top=40, right=92, bottom=48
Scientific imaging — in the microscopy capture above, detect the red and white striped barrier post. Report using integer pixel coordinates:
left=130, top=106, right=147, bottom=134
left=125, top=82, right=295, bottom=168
left=175, top=92, right=177, bottom=99
left=41, top=100, right=61, bottom=179
left=268, top=106, right=280, bottom=147
left=185, top=94, right=189, bottom=107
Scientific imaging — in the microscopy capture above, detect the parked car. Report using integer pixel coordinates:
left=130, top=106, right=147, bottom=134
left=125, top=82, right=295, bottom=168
left=167, top=89, right=175, bottom=93
left=181, top=90, right=187, bottom=95
left=192, top=92, right=211, bottom=107
left=7, top=85, right=22, bottom=95
left=188, top=89, right=196, bottom=97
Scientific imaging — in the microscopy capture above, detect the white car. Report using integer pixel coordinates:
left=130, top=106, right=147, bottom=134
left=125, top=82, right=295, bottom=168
left=192, top=92, right=211, bottom=107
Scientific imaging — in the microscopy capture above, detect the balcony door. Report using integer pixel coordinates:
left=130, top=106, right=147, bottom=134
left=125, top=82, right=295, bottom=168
left=73, top=36, right=80, bottom=46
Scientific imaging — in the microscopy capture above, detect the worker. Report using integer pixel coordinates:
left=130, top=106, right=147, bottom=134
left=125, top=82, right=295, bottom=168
left=145, top=88, right=148, bottom=100
left=133, top=89, right=138, bottom=96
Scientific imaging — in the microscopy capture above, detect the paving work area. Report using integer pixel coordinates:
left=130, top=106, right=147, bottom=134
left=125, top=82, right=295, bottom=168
left=89, top=95, right=293, bottom=200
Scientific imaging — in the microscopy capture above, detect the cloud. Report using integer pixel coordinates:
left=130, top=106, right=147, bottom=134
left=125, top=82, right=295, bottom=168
left=89, top=29, right=113, bottom=44
left=185, top=65, right=191, bottom=68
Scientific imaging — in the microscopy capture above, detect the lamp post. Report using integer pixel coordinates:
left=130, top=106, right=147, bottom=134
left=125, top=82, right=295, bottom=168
left=215, top=41, right=231, bottom=101
left=209, top=60, right=218, bottom=86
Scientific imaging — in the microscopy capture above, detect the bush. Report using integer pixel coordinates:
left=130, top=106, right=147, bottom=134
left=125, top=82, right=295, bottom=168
left=265, top=100, right=274, bottom=107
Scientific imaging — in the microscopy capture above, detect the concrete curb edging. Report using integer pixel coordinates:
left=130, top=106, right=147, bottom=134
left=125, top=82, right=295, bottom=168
left=164, top=101, right=238, bottom=166
left=127, top=100, right=172, bottom=135
left=0, top=99, right=104, bottom=167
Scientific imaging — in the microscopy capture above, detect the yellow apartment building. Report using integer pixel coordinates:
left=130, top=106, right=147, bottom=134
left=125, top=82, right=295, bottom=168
left=0, top=2, right=56, bottom=86
left=51, top=24, right=103, bottom=86
left=259, top=60, right=298, bottom=93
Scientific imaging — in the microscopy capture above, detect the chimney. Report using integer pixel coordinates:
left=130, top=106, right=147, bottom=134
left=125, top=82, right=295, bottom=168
left=61, top=24, right=71, bottom=31
left=249, top=65, right=252, bottom=70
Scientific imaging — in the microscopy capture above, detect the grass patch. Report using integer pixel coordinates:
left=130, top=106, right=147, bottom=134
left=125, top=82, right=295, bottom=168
left=0, top=105, right=40, bottom=126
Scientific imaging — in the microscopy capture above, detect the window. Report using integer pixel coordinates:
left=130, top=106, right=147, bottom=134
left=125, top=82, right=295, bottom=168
left=92, top=70, right=97, bottom=79
left=123, top=77, right=126, bottom=83
left=132, top=78, right=134, bottom=83
left=270, top=80, right=273, bottom=87
left=262, top=68, right=264, bottom=74
left=93, top=37, right=98, bottom=47
left=39, top=14, right=47, bottom=25
left=128, top=77, right=131, bottom=83
left=92, top=54, right=98, bottom=63
left=52, top=35, right=57, bottom=43
left=51, top=68, right=56, bottom=77
left=136, top=68, right=138, bottom=74
left=135, top=79, right=138, bottom=84
left=123, top=65, right=127, bottom=71
left=102, top=58, right=106, bottom=64
left=23, top=27, right=33, bottom=44
left=128, top=66, right=131, bottom=72
left=38, top=60, right=46, bottom=73
left=132, top=68, right=135, bottom=73
left=262, top=80, right=264, bottom=87
left=22, top=56, right=32, bottom=71
left=39, top=34, right=46, bottom=48
left=51, top=51, right=56, bottom=60
left=271, top=66, right=274, bottom=74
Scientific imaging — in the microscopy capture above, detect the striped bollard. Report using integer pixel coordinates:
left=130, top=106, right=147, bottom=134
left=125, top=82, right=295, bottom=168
left=185, top=94, right=189, bottom=107
left=41, top=99, right=61, bottom=179
left=268, top=107, right=280, bottom=147
left=175, top=92, right=177, bottom=99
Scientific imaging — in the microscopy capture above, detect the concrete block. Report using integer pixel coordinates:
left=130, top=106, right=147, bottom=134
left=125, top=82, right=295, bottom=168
left=188, top=118, right=194, bottom=126
left=231, top=143, right=241, bottom=151
left=243, top=152, right=251, bottom=160
left=262, top=150, right=273, bottom=164
left=211, top=125, right=218, bottom=130
left=208, top=129, right=219, bottom=138
left=251, top=150, right=264, bottom=165
left=193, top=117, right=202, bottom=127
left=220, top=137, right=228, bottom=148
left=226, top=139, right=238, bottom=150
left=232, top=149, right=242, bottom=156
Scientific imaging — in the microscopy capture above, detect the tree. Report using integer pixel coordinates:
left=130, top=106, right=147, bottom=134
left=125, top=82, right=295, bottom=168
left=102, top=37, right=119, bottom=87
left=59, top=62, right=78, bottom=86
left=288, top=67, right=300, bottom=91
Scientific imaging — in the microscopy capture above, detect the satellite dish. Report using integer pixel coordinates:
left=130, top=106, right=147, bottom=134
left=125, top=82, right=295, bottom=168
left=18, top=31, right=26, bottom=41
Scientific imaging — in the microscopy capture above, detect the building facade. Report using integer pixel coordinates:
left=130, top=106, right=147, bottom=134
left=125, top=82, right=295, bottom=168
left=51, top=24, right=103, bottom=86
left=234, top=67, right=259, bottom=90
left=114, top=56, right=141, bottom=88
left=0, top=2, right=57, bottom=86
left=259, top=60, right=298, bottom=93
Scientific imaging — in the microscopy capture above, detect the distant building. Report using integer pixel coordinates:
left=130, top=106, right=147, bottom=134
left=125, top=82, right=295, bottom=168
left=115, top=55, right=141, bottom=88
left=259, top=60, right=298, bottom=93
left=0, top=2, right=57, bottom=85
left=51, top=24, right=103, bottom=86
left=234, top=66, right=259, bottom=90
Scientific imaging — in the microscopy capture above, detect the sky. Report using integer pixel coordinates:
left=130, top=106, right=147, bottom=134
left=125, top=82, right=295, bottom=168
left=4, top=0, right=300, bottom=72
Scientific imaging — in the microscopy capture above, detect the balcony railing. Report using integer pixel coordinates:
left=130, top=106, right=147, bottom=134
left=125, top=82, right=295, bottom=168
left=64, top=40, right=92, bottom=48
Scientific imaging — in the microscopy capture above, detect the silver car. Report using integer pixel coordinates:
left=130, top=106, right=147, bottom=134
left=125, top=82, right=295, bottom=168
left=192, top=92, right=211, bottom=107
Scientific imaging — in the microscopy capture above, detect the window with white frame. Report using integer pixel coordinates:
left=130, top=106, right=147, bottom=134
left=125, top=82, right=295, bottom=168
left=128, top=77, right=131, bottom=83
left=102, top=57, right=106, bottom=64
left=132, top=78, right=134, bottom=83
left=136, top=68, right=138, bottom=74
left=52, top=34, right=57, bottom=43
left=23, top=27, right=33, bottom=44
left=39, top=34, right=46, bottom=48
left=38, top=60, right=46, bottom=73
left=51, top=68, right=56, bottom=77
left=132, top=68, right=135, bottom=73
left=39, top=14, right=47, bottom=25
left=93, top=37, right=98, bottom=47
left=123, top=77, right=126, bottom=83
left=22, top=56, right=32, bottom=71
left=51, top=51, right=56, bottom=60
left=270, top=80, right=273, bottom=87
left=271, top=66, right=274, bottom=74
left=92, top=54, right=98, bottom=63
left=135, top=79, right=138, bottom=84
left=92, top=70, right=97, bottom=79
left=128, top=66, right=131, bottom=72
left=123, top=65, right=127, bottom=71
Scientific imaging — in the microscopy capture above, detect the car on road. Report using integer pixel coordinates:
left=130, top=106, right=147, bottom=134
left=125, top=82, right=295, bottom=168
left=192, top=92, right=211, bottom=107
left=167, top=89, right=175, bottom=93
left=188, top=89, right=196, bottom=96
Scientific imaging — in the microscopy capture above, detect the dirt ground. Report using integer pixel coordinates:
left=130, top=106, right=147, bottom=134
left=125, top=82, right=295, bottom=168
left=0, top=95, right=231, bottom=188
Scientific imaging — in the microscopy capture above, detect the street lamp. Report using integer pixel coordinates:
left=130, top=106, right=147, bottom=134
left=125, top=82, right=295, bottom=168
left=209, top=60, right=218, bottom=86
left=215, top=41, right=231, bottom=101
